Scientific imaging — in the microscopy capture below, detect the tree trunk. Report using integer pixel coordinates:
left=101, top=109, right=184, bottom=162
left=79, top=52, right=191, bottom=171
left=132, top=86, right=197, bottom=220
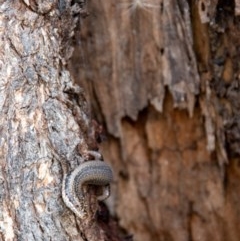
left=70, top=0, right=240, bottom=240
left=0, top=1, right=120, bottom=241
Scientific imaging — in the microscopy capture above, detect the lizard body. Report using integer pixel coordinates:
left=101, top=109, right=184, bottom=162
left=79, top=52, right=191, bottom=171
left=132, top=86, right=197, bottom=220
left=61, top=153, right=113, bottom=218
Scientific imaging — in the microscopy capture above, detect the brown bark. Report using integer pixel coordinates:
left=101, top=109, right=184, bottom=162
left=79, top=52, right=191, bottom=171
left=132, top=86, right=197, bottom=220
left=71, top=0, right=240, bottom=240
left=0, top=1, right=120, bottom=241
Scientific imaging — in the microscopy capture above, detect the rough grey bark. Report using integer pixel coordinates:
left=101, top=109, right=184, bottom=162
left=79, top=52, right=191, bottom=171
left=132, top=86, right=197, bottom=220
left=0, top=1, right=120, bottom=241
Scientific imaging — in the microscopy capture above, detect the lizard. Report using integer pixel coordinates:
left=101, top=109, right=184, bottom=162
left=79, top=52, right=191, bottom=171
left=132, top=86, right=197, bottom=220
left=60, top=151, right=113, bottom=218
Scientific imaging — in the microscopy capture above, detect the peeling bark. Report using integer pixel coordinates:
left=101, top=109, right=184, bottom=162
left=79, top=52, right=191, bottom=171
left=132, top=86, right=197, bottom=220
left=71, top=0, right=240, bottom=240
left=71, top=0, right=199, bottom=137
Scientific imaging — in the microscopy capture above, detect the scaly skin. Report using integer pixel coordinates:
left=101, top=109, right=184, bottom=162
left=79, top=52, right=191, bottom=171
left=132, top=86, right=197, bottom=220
left=61, top=154, right=113, bottom=218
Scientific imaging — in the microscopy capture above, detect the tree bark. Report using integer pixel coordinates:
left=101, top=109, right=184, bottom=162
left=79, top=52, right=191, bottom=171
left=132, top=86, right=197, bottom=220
left=70, top=0, right=240, bottom=240
left=0, top=1, right=119, bottom=241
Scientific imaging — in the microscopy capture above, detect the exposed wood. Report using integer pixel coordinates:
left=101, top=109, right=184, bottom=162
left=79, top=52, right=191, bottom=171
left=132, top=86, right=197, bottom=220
left=70, top=0, right=240, bottom=240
